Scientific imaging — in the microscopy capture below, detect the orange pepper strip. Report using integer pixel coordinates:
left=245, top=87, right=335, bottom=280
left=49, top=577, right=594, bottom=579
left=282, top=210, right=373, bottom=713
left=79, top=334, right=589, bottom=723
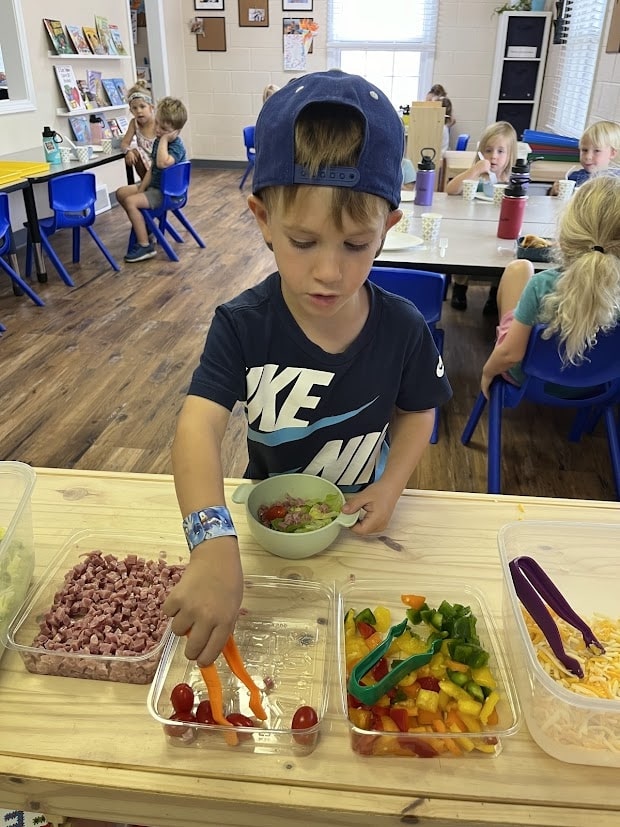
left=222, top=636, right=268, bottom=720
left=400, top=594, right=426, bottom=610
left=197, top=662, right=238, bottom=746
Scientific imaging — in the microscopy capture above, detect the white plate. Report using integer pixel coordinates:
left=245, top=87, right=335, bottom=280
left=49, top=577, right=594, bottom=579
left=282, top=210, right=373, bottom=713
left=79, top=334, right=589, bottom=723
left=399, top=190, right=415, bottom=202
left=382, top=232, right=424, bottom=251
left=474, top=192, right=494, bottom=202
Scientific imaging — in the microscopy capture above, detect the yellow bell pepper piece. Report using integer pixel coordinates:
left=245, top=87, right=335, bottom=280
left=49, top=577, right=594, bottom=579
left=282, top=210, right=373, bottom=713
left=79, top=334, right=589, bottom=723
left=479, top=690, right=500, bottom=725
left=471, top=665, right=497, bottom=690
left=456, top=696, right=483, bottom=717
left=373, top=605, right=391, bottom=632
left=417, top=688, right=440, bottom=713
left=458, top=712, right=482, bottom=733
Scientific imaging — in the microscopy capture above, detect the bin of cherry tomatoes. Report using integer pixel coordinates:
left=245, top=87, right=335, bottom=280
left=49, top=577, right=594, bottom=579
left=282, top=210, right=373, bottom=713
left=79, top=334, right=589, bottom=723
left=147, top=575, right=332, bottom=755
left=338, top=579, right=521, bottom=758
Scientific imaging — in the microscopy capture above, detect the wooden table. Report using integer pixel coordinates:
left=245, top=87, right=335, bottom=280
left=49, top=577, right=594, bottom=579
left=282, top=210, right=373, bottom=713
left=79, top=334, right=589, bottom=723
left=1, top=468, right=620, bottom=827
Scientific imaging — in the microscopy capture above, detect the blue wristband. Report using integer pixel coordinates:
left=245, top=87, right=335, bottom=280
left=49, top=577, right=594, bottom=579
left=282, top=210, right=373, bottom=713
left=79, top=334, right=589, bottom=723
left=182, top=506, right=237, bottom=551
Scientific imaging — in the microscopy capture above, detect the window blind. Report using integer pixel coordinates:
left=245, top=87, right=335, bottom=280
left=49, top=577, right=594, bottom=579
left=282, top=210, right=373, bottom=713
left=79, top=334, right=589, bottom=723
left=327, top=0, right=438, bottom=49
left=547, top=0, right=607, bottom=138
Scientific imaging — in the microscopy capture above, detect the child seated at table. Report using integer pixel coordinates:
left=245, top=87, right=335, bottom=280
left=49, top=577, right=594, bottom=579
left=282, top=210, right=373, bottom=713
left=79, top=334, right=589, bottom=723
left=445, top=121, right=518, bottom=313
left=549, top=120, right=620, bottom=195
left=480, top=175, right=620, bottom=398
left=163, top=70, right=452, bottom=667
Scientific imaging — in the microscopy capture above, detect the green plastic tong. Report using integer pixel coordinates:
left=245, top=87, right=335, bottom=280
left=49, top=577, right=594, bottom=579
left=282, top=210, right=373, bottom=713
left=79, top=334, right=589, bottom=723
left=347, top=618, right=444, bottom=706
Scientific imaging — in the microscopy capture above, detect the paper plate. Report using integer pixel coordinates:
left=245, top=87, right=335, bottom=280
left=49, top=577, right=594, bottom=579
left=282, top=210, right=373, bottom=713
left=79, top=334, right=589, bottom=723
left=382, top=232, right=424, bottom=251
left=474, top=192, right=494, bottom=203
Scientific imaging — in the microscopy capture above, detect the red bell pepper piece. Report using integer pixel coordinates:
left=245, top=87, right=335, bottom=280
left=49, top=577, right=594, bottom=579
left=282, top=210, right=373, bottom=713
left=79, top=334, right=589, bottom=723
left=417, top=676, right=440, bottom=692
left=388, top=707, right=409, bottom=733
left=356, top=619, right=376, bottom=639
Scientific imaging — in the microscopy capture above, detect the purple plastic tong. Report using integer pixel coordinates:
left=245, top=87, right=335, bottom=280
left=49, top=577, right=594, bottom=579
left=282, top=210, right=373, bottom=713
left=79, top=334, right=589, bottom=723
left=509, top=555, right=605, bottom=679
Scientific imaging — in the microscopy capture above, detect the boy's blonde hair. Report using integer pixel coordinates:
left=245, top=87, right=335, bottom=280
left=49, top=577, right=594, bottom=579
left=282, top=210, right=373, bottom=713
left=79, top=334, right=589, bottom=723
left=477, top=121, right=518, bottom=177
left=260, top=103, right=389, bottom=229
left=540, top=175, right=620, bottom=364
left=126, top=78, right=153, bottom=106
left=157, top=97, right=188, bottom=131
left=580, top=120, right=620, bottom=156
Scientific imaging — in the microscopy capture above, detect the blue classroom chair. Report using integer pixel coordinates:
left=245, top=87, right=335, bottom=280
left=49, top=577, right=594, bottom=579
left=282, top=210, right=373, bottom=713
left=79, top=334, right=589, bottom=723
left=461, top=323, right=620, bottom=498
left=126, top=161, right=205, bottom=263
left=368, top=266, right=447, bottom=444
left=0, top=192, right=44, bottom=307
left=455, top=134, right=470, bottom=151
left=25, top=172, right=119, bottom=286
left=239, top=126, right=255, bottom=190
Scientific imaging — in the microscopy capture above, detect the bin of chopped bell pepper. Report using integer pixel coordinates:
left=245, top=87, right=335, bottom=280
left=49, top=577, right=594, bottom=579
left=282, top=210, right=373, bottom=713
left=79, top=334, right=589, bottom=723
left=343, top=595, right=503, bottom=758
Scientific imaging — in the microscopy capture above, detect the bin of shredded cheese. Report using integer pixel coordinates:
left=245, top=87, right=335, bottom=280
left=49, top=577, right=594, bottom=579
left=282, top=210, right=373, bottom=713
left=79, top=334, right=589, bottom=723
left=498, top=521, right=620, bottom=766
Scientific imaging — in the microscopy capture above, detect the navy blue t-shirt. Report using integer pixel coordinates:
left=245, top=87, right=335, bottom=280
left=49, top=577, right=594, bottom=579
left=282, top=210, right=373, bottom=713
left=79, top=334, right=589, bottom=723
left=150, top=136, right=186, bottom=190
left=188, top=274, right=452, bottom=491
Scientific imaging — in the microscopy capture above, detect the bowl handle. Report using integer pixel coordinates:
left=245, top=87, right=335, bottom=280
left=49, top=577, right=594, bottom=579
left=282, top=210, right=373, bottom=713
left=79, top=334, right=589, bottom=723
left=231, top=483, right=253, bottom=505
left=335, top=509, right=361, bottom=529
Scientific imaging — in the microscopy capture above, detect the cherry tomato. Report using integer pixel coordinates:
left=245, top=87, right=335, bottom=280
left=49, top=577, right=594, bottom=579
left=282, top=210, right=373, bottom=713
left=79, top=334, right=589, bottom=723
left=226, top=712, right=255, bottom=742
left=164, top=711, right=196, bottom=740
left=263, top=505, right=287, bottom=522
left=170, top=682, right=195, bottom=714
left=291, top=704, right=319, bottom=746
left=195, top=700, right=216, bottom=725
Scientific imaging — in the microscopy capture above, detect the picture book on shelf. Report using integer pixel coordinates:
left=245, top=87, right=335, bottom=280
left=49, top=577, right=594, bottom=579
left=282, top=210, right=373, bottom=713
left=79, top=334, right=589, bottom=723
left=108, top=23, right=128, bottom=56
left=76, top=80, right=96, bottom=109
left=112, top=78, right=128, bottom=103
left=107, top=118, right=123, bottom=138
left=68, top=115, right=92, bottom=144
left=82, top=26, right=106, bottom=56
left=43, top=19, right=74, bottom=55
left=54, top=64, right=85, bottom=111
left=86, top=69, right=108, bottom=108
left=95, top=15, right=117, bottom=55
left=116, top=116, right=129, bottom=134
left=66, top=25, right=92, bottom=55
left=98, top=115, right=113, bottom=141
left=101, top=78, right=124, bottom=107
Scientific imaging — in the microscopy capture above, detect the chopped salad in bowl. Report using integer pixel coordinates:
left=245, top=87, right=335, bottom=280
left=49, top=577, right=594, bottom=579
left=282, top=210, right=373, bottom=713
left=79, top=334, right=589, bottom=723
left=257, top=494, right=343, bottom=534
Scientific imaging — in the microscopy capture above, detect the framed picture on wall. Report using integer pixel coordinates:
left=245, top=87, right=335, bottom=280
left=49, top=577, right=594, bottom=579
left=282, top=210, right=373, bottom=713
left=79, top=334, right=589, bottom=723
left=282, top=1, right=313, bottom=11
left=196, top=16, right=227, bottom=50
left=195, top=0, right=225, bottom=10
left=238, top=0, right=269, bottom=27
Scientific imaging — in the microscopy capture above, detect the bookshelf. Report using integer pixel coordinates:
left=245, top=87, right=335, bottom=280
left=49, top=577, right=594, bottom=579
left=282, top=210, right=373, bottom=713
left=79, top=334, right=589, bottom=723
left=56, top=106, right=126, bottom=116
left=487, top=11, right=552, bottom=140
left=47, top=52, right=130, bottom=60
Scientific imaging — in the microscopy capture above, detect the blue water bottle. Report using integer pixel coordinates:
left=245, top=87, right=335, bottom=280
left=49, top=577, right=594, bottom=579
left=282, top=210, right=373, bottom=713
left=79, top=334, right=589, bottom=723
left=414, top=147, right=436, bottom=207
left=42, top=126, right=62, bottom=164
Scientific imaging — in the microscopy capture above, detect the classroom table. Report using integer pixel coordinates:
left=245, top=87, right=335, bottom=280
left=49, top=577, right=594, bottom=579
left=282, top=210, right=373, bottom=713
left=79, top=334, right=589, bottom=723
left=1, top=468, right=620, bottom=827
left=0, top=146, right=126, bottom=281
left=401, top=191, right=564, bottom=225
left=441, top=151, right=577, bottom=191
left=0, top=176, right=28, bottom=293
left=376, top=216, right=556, bottom=280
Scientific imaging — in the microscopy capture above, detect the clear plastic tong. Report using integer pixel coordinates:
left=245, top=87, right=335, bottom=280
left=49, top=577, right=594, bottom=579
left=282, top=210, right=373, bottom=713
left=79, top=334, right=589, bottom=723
left=509, top=555, right=605, bottom=678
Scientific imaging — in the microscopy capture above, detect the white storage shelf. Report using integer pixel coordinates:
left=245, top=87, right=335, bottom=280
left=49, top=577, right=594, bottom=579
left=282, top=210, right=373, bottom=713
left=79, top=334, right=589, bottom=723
left=56, top=106, right=127, bottom=116
left=47, top=51, right=130, bottom=59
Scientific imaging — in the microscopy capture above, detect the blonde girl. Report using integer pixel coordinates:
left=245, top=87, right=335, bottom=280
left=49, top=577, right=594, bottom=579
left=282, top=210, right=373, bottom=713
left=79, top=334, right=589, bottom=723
left=120, top=80, right=156, bottom=180
left=446, top=121, right=518, bottom=311
left=480, top=175, right=620, bottom=398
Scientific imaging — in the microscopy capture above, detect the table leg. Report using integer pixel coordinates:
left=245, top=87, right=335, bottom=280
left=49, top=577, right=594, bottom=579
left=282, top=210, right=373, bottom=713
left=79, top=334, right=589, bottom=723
left=22, top=181, right=47, bottom=283
left=125, top=166, right=135, bottom=186
left=7, top=226, right=23, bottom=296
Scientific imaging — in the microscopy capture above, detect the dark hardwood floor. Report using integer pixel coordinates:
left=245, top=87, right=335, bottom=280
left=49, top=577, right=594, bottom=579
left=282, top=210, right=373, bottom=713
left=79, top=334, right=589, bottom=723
left=0, top=168, right=615, bottom=500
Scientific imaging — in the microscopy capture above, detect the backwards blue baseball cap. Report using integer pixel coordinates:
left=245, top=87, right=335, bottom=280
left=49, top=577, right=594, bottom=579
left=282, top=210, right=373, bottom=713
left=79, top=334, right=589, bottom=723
left=252, top=70, right=405, bottom=210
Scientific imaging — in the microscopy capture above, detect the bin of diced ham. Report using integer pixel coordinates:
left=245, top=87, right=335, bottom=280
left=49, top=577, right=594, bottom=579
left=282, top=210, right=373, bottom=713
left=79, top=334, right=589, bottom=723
left=6, top=533, right=186, bottom=684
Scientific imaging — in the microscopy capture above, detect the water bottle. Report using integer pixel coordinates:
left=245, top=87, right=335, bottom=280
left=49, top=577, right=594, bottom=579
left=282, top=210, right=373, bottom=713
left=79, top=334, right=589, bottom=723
left=497, top=180, right=528, bottom=239
left=414, top=147, right=436, bottom=207
left=509, top=158, right=530, bottom=192
left=42, top=126, right=62, bottom=164
left=89, top=114, right=104, bottom=145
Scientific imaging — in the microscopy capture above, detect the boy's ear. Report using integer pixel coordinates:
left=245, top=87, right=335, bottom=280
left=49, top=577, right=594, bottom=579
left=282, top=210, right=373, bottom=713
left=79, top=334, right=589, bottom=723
left=247, top=194, right=272, bottom=245
left=611, top=147, right=618, bottom=160
left=385, top=209, right=403, bottom=233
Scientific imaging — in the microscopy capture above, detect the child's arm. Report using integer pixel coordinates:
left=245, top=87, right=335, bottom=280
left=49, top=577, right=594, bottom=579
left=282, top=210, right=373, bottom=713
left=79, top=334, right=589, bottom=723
left=163, top=395, right=244, bottom=666
left=120, top=118, right=137, bottom=152
left=480, top=318, right=532, bottom=398
left=341, top=408, right=435, bottom=534
left=445, top=157, right=491, bottom=195
left=155, top=132, right=181, bottom=169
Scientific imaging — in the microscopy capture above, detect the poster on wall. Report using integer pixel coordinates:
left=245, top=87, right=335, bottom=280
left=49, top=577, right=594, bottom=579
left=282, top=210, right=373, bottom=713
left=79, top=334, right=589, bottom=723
left=195, top=0, right=225, bottom=9
left=283, top=17, right=317, bottom=70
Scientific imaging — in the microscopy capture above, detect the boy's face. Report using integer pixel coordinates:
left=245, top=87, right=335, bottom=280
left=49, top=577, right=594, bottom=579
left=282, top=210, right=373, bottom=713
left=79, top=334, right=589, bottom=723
left=579, top=140, right=617, bottom=173
left=155, top=116, right=179, bottom=140
left=480, top=137, right=511, bottom=176
left=248, top=187, right=400, bottom=325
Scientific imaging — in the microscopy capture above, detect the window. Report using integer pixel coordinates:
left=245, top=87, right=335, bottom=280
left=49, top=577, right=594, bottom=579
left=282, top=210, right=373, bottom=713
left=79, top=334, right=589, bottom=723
left=0, top=0, right=36, bottom=114
left=327, top=0, right=439, bottom=110
left=546, top=0, right=607, bottom=137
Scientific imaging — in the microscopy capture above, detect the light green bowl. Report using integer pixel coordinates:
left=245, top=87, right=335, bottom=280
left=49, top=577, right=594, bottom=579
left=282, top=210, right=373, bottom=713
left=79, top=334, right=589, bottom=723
left=232, top=474, right=360, bottom=559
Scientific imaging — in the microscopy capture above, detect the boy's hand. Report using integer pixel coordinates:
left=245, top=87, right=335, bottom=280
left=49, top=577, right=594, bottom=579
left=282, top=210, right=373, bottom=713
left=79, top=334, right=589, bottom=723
left=341, top=481, right=400, bottom=536
left=163, top=538, right=243, bottom=666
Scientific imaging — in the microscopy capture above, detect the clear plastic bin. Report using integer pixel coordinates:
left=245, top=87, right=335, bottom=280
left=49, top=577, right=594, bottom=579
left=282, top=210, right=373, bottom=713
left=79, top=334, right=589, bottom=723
left=498, top=520, right=620, bottom=766
left=6, top=529, right=187, bottom=683
left=0, top=461, right=36, bottom=664
left=337, top=578, right=521, bottom=758
left=148, top=575, right=332, bottom=755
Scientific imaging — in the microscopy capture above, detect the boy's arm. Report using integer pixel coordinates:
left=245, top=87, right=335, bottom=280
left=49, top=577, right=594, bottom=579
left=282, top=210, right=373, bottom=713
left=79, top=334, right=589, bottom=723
left=155, top=132, right=182, bottom=169
left=342, top=408, right=435, bottom=534
left=480, top=318, right=532, bottom=398
left=163, top=394, right=243, bottom=666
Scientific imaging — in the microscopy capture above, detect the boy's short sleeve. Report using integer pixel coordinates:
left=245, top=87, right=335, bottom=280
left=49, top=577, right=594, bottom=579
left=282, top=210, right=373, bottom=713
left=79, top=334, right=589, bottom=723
left=168, top=136, right=187, bottom=164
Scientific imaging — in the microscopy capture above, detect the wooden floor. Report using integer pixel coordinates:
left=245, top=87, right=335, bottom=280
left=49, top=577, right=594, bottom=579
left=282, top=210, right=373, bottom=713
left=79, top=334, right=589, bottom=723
left=0, top=167, right=616, bottom=501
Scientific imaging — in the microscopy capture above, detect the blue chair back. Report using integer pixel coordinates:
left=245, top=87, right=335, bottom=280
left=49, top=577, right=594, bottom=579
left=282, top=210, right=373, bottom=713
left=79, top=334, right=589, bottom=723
left=455, top=134, right=470, bottom=151
left=159, top=161, right=192, bottom=212
left=369, top=266, right=446, bottom=326
left=243, top=125, right=256, bottom=160
left=48, top=172, right=97, bottom=230
left=0, top=193, right=12, bottom=256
